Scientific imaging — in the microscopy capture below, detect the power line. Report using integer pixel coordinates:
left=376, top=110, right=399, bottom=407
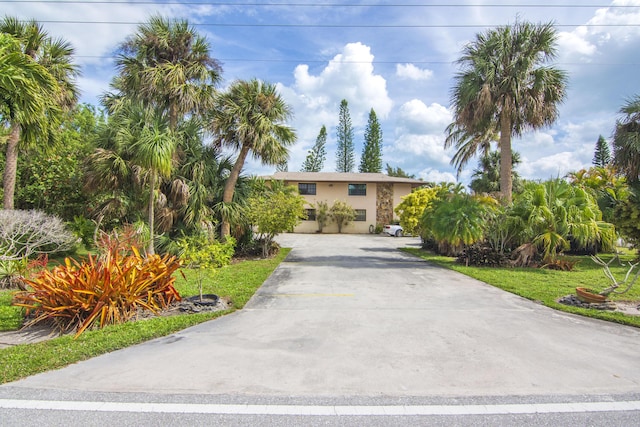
left=0, top=1, right=635, bottom=5
left=29, top=20, right=640, bottom=28
left=77, top=55, right=640, bottom=67
left=1, top=1, right=638, bottom=6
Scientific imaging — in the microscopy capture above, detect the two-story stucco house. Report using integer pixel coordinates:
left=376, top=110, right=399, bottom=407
left=265, top=172, right=425, bottom=234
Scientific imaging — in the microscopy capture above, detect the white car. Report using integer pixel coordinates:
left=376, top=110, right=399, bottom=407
left=383, top=224, right=403, bottom=237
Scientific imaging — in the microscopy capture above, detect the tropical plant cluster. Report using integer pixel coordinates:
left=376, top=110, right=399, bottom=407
left=3, top=12, right=640, bottom=335
left=397, top=178, right=617, bottom=269
left=0, top=15, right=305, bottom=338
left=1, top=14, right=299, bottom=261
left=13, top=244, right=182, bottom=337
left=307, top=200, right=357, bottom=234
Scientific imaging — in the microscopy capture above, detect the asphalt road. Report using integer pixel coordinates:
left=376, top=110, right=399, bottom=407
left=1, top=234, right=639, bottom=426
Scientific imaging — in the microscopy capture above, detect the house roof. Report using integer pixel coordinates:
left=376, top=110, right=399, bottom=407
left=266, top=172, right=426, bottom=187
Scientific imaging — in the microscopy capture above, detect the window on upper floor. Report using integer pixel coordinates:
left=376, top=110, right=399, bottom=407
left=354, top=209, right=366, bottom=221
left=298, top=183, right=316, bottom=195
left=348, top=183, right=366, bottom=196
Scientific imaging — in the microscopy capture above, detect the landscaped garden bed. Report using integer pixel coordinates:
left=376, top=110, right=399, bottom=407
left=0, top=249, right=290, bottom=384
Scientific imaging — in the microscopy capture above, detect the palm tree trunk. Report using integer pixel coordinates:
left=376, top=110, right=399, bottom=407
left=220, top=144, right=250, bottom=240
left=3, top=125, right=21, bottom=210
left=499, top=112, right=513, bottom=204
left=169, top=102, right=178, bottom=132
left=148, top=173, right=156, bottom=255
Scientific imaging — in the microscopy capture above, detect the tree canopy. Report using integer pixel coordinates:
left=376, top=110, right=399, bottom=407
left=211, top=79, right=296, bottom=240
left=448, top=20, right=567, bottom=203
left=1, top=17, right=79, bottom=209
left=359, top=109, right=383, bottom=173
left=613, top=95, right=640, bottom=184
left=335, top=99, right=355, bottom=173
left=593, top=135, right=612, bottom=168
left=301, top=125, right=327, bottom=172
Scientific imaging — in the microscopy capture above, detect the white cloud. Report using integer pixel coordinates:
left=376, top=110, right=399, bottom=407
left=273, top=42, right=394, bottom=171
left=289, top=42, right=393, bottom=123
left=396, top=100, right=451, bottom=135
left=519, top=152, right=585, bottom=181
left=557, top=27, right=597, bottom=58
left=557, top=1, right=640, bottom=61
left=417, top=168, right=456, bottom=184
left=385, top=100, right=454, bottom=175
left=396, top=63, right=433, bottom=81
left=391, top=134, right=450, bottom=164
left=4, top=2, right=218, bottom=69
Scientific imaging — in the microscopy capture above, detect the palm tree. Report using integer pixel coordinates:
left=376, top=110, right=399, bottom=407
left=423, top=192, right=488, bottom=256
left=130, top=111, right=176, bottom=255
left=470, top=150, right=522, bottom=195
left=111, top=15, right=221, bottom=130
left=612, top=95, right=640, bottom=184
left=166, top=116, right=236, bottom=231
left=512, top=179, right=615, bottom=262
left=444, top=123, right=496, bottom=177
left=210, top=79, right=297, bottom=239
left=0, top=33, right=52, bottom=117
left=448, top=20, right=567, bottom=203
left=87, top=101, right=175, bottom=254
left=1, top=17, right=79, bottom=209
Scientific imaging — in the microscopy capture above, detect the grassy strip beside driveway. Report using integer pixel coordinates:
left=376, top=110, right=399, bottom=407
left=403, top=248, right=640, bottom=329
left=0, top=249, right=290, bottom=384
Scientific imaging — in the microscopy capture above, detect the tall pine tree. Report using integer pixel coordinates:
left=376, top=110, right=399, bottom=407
left=359, top=108, right=383, bottom=172
left=386, top=163, right=415, bottom=178
left=593, top=135, right=612, bottom=167
left=335, top=99, right=355, bottom=172
left=276, top=160, right=288, bottom=172
left=301, top=125, right=327, bottom=172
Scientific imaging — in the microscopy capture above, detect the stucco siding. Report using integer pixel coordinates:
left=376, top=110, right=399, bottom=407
left=268, top=173, right=423, bottom=234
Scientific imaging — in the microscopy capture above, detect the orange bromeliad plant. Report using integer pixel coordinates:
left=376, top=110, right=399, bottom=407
left=13, top=247, right=182, bottom=337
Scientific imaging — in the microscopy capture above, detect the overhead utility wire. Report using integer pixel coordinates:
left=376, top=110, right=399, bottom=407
left=75, top=55, right=639, bottom=66
left=1, top=1, right=638, bottom=6
left=30, top=20, right=640, bottom=28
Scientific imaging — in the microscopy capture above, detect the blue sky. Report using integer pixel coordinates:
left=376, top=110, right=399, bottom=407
left=6, top=1, right=640, bottom=184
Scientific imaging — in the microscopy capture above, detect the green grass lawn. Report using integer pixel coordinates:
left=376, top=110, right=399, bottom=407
left=0, top=248, right=290, bottom=384
left=403, top=248, right=640, bottom=328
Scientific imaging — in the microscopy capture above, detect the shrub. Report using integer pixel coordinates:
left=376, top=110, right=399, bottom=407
left=68, top=216, right=97, bottom=249
left=0, top=210, right=78, bottom=262
left=394, top=187, right=438, bottom=236
left=423, top=193, right=487, bottom=256
left=247, top=188, right=306, bottom=257
left=457, top=244, right=508, bottom=267
left=95, top=223, right=149, bottom=256
left=315, top=201, right=330, bottom=233
left=0, top=255, right=48, bottom=290
left=12, top=247, right=182, bottom=337
left=176, top=233, right=236, bottom=269
left=329, top=200, right=356, bottom=233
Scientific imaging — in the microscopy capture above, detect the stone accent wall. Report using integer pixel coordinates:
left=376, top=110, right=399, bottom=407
left=376, top=183, right=394, bottom=225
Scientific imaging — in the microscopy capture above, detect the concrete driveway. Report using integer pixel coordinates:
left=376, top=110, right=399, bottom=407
left=4, top=233, right=640, bottom=398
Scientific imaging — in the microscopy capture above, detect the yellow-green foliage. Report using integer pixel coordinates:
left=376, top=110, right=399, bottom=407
left=177, top=234, right=235, bottom=299
left=248, top=189, right=307, bottom=256
left=329, top=200, right=356, bottom=233
left=248, top=190, right=307, bottom=238
left=394, top=187, right=438, bottom=236
left=176, top=234, right=235, bottom=269
left=13, top=247, right=182, bottom=337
